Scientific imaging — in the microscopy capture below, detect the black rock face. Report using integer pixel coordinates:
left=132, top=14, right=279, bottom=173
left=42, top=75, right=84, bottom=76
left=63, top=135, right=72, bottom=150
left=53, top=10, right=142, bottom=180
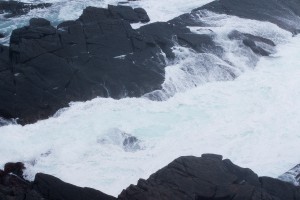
left=1, top=155, right=299, bottom=200
left=0, top=1, right=52, bottom=18
left=33, top=174, right=116, bottom=200
left=119, top=154, right=300, bottom=200
left=0, top=162, right=115, bottom=200
left=0, top=6, right=165, bottom=125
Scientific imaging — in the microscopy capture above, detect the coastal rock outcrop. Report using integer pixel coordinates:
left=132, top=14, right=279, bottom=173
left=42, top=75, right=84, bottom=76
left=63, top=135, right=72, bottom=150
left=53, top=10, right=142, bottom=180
left=119, top=154, right=300, bottom=200
left=1, top=0, right=300, bottom=125
left=1, top=155, right=300, bottom=200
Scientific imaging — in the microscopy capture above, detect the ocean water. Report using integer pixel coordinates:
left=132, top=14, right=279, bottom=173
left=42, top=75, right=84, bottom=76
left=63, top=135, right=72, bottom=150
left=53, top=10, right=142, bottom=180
left=1, top=0, right=300, bottom=197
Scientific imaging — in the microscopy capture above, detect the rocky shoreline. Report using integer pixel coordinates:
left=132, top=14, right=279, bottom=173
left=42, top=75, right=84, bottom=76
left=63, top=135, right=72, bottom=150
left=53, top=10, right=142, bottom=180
left=1, top=154, right=299, bottom=200
left=1, top=0, right=299, bottom=125
left=1, top=0, right=300, bottom=199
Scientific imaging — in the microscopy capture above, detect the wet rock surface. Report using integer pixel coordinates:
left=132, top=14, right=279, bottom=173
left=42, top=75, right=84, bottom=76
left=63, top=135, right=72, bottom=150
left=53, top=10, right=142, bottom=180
left=1, top=155, right=300, bottom=200
left=0, top=0, right=299, bottom=125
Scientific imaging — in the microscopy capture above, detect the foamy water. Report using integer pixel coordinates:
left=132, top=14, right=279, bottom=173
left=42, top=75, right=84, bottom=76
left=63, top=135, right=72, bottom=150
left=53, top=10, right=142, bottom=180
left=1, top=0, right=300, bottom=197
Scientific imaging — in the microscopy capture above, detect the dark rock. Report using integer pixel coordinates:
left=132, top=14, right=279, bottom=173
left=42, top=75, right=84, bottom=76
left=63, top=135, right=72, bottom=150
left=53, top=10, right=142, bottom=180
left=1, top=155, right=300, bottom=200
left=33, top=173, right=116, bottom=200
left=0, top=5, right=166, bottom=124
left=139, top=20, right=220, bottom=60
left=228, top=30, right=276, bottom=56
left=0, top=162, right=43, bottom=200
left=228, top=30, right=276, bottom=47
left=4, top=162, right=25, bottom=177
left=0, top=162, right=115, bottom=200
left=122, top=135, right=141, bottom=152
left=78, top=5, right=150, bottom=24
left=119, top=154, right=300, bottom=200
left=279, top=164, right=300, bottom=186
left=30, top=18, right=51, bottom=27
left=260, top=176, right=297, bottom=200
left=108, top=5, right=140, bottom=23
left=57, top=21, right=80, bottom=30
left=201, top=153, right=223, bottom=160
left=134, top=8, right=150, bottom=23
left=0, top=1, right=51, bottom=18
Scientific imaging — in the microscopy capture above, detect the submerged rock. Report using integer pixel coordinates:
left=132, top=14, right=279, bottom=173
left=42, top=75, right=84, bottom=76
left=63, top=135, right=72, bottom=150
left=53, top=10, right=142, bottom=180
left=97, top=128, right=142, bottom=152
left=228, top=30, right=276, bottom=56
left=0, top=1, right=51, bottom=18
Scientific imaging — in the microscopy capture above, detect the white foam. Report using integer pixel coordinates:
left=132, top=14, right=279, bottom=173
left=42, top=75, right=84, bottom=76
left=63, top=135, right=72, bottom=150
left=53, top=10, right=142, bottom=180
left=145, top=11, right=291, bottom=99
left=1, top=33, right=300, bottom=196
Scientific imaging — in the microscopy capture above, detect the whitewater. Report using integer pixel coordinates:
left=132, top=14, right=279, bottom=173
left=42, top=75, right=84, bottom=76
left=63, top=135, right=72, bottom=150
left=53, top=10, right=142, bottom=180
left=1, top=0, right=300, bottom=197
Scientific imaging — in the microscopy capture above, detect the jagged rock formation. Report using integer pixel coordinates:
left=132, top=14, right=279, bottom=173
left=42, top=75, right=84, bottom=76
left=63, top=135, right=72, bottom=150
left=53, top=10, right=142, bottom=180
left=0, top=1, right=52, bottom=18
left=1, top=155, right=300, bottom=200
